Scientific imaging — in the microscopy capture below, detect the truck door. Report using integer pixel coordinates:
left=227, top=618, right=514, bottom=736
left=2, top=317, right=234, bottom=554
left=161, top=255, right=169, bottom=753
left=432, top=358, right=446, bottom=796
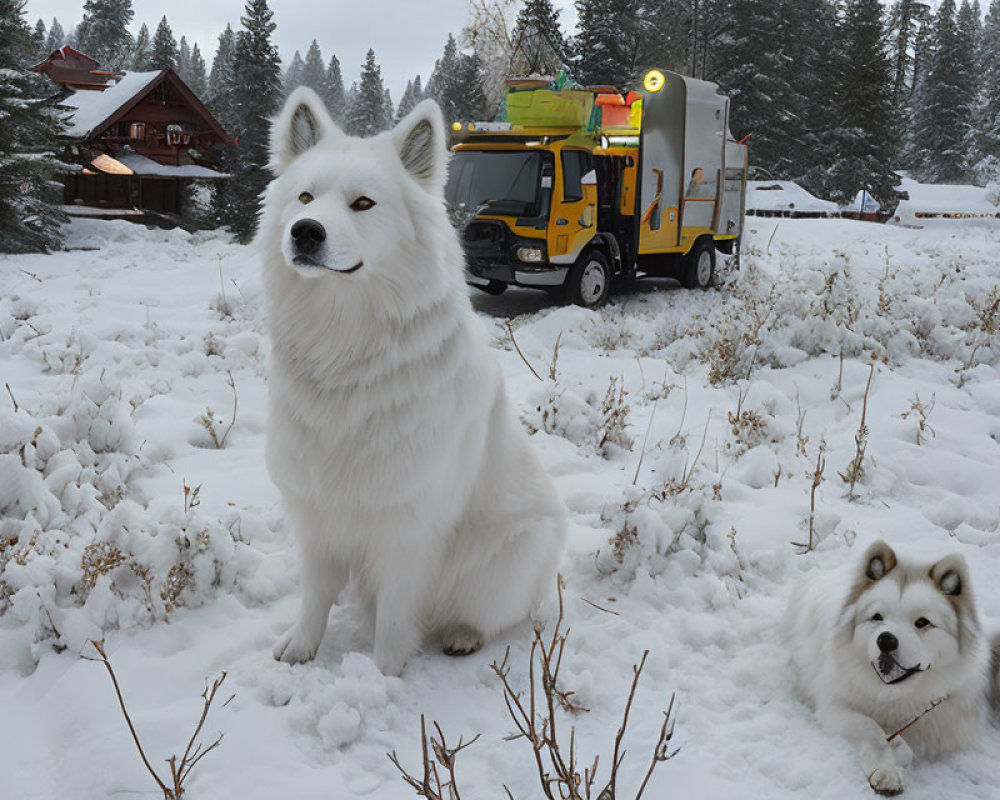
left=638, top=74, right=685, bottom=253
left=550, top=149, right=597, bottom=264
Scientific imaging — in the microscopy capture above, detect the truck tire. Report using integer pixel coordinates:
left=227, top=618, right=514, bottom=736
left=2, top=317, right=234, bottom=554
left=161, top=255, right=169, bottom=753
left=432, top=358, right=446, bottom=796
left=565, top=249, right=612, bottom=308
left=682, top=238, right=716, bottom=289
left=474, top=280, right=507, bottom=296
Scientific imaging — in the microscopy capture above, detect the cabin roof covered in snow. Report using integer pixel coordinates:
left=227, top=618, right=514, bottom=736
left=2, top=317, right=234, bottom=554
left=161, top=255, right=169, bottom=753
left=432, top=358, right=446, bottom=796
left=60, top=71, right=164, bottom=139
left=116, top=152, right=228, bottom=179
left=746, top=180, right=839, bottom=213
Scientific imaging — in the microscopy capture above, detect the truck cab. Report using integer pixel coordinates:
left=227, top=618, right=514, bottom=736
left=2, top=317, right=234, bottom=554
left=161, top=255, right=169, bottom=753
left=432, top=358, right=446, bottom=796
left=445, top=70, right=748, bottom=307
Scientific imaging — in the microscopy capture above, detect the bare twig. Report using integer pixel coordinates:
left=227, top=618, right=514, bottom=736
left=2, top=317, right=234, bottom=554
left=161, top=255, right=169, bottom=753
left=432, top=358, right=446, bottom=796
left=82, top=640, right=229, bottom=799
left=505, top=319, right=542, bottom=382
left=632, top=399, right=658, bottom=486
left=886, top=696, right=948, bottom=742
left=5, top=382, right=18, bottom=412
left=388, top=714, right=480, bottom=800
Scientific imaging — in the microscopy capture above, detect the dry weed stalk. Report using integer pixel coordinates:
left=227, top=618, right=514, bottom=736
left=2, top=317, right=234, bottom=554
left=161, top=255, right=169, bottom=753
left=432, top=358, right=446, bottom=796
left=549, top=331, right=562, bottom=381
left=388, top=715, right=480, bottom=800
left=198, top=371, right=238, bottom=449
left=82, top=640, right=231, bottom=799
left=5, top=382, right=18, bottom=411
left=489, top=578, right=677, bottom=800
left=183, top=482, right=202, bottom=514
left=598, top=376, right=632, bottom=455
left=632, top=400, right=658, bottom=486
left=958, top=286, right=1000, bottom=381
left=792, top=440, right=826, bottom=553
left=505, top=319, right=543, bottom=382
left=899, top=393, right=936, bottom=445
left=653, top=412, right=711, bottom=500
left=726, top=385, right=768, bottom=458
left=839, top=358, right=877, bottom=500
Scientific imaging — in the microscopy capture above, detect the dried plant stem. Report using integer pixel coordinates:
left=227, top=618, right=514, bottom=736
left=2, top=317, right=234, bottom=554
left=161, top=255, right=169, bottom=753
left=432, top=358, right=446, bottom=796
left=505, top=319, right=542, bottom=382
left=388, top=715, right=480, bottom=800
left=81, top=640, right=229, bottom=799
left=886, top=696, right=948, bottom=742
left=632, top=399, right=658, bottom=486
left=5, top=382, right=18, bottom=412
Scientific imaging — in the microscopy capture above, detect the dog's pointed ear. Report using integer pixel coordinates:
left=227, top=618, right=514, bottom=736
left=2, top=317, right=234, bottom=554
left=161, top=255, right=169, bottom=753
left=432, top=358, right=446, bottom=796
left=930, top=553, right=968, bottom=597
left=862, top=540, right=897, bottom=582
left=391, top=99, right=448, bottom=193
left=270, top=87, right=338, bottom=175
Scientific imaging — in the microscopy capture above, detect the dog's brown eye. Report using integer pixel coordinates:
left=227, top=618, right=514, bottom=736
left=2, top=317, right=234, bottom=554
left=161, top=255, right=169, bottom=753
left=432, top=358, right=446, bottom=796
left=914, top=617, right=931, bottom=629
left=351, top=196, right=376, bottom=212
left=299, top=192, right=314, bottom=204
left=871, top=613, right=883, bottom=622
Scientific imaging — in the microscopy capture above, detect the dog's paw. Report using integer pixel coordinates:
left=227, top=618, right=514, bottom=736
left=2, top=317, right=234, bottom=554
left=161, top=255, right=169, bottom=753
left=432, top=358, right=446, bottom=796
left=374, top=648, right=407, bottom=677
left=273, top=626, right=321, bottom=664
left=868, top=765, right=905, bottom=796
left=441, top=625, right=483, bottom=657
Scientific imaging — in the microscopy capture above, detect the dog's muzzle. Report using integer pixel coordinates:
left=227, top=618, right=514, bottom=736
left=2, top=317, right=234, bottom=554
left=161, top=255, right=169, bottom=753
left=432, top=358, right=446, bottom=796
left=291, top=218, right=326, bottom=256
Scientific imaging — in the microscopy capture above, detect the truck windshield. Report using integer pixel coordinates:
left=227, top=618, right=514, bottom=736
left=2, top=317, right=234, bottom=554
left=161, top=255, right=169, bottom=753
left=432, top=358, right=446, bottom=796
left=446, top=151, right=547, bottom=217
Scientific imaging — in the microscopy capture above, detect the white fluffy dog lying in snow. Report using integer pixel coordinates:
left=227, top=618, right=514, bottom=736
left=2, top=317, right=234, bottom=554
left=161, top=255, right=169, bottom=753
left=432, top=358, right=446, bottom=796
left=786, top=540, right=998, bottom=795
left=258, top=88, right=566, bottom=676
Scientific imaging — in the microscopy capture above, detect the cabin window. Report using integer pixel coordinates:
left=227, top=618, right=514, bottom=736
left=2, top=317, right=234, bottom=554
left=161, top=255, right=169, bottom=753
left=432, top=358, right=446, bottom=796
left=561, top=151, right=593, bottom=202
left=130, top=122, right=145, bottom=141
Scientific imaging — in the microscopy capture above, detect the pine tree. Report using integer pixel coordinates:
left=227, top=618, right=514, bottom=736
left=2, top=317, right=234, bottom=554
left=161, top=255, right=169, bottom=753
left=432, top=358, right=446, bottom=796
left=510, top=0, right=566, bottom=76
left=283, top=50, right=304, bottom=93
left=396, top=75, right=422, bottom=121
left=213, top=0, right=283, bottom=241
left=977, top=0, right=1000, bottom=174
left=131, top=22, right=150, bottom=70
left=76, top=0, right=134, bottom=68
left=187, top=43, right=207, bottom=96
left=907, top=0, right=979, bottom=182
left=207, top=24, right=237, bottom=126
left=573, top=0, right=636, bottom=86
left=325, top=54, right=346, bottom=123
left=149, top=16, right=178, bottom=71
left=301, top=40, right=326, bottom=96
left=824, top=0, right=899, bottom=204
left=345, top=49, right=389, bottom=137
left=0, top=0, right=66, bottom=252
left=43, top=18, right=64, bottom=54
left=31, top=18, right=47, bottom=61
left=177, top=35, right=192, bottom=82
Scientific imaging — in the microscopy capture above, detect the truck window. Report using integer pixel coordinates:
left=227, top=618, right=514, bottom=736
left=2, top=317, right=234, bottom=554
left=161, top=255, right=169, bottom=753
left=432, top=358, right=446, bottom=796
left=446, top=151, right=550, bottom=217
left=561, top=150, right=593, bottom=202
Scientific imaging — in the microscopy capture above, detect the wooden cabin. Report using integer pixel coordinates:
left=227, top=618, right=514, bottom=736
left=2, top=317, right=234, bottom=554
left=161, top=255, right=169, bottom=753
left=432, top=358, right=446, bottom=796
left=32, top=47, right=231, bottom=221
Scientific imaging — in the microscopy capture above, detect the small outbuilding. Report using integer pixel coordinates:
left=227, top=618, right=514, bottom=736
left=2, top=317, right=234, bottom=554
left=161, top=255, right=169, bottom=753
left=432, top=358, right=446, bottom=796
left=893, top=176, right=1000, bottom=226
left=31, top=47, right=231, bottom=222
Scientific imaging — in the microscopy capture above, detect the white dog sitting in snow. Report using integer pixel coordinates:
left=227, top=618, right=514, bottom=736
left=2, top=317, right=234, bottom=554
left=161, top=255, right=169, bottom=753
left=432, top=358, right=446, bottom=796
left=258, top=88, right=566, bottom=676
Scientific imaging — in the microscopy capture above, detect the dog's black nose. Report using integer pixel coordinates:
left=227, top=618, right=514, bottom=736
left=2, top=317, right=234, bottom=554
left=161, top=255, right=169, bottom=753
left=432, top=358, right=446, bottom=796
left=877, top=632, right=898, bottom=653
left=290, top=219, right=326, bottom=255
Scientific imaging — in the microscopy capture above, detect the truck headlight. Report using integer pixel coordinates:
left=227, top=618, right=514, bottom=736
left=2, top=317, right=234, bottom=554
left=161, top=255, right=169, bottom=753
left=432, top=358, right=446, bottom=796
left=516, top=246, right=545, bottom=263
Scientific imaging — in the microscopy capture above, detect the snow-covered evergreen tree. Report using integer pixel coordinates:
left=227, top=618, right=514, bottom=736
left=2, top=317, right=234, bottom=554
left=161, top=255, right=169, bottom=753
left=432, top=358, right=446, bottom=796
left=187, top=43, right=207, bottom=96
left=977, top=0, right=1000, bottom=175
left=43, top=18, right=64, bottom=54
left=824, top=0, right=899, bottom=204
left=31, top=18, right=47, bottom=61
left=76, top=0, right=134, bottom=68
left=207, top=24, right=237, bottom=127
left=0, top=0, right=66, bottom=252
left=177, top=35, right=192, bottom=82
left=572, top=0, right=651, bottom=87
left=283, top=50, right=304, bottom=93
left=130, top=22, right=150, bottom=70
left=396, top=75, right=422, bottom=121
left=345, top=49, right=389, bottom=137
left=301, top=40, right=327, bottom=97
left=213, top=0, right=282, bottom=241
left=148, top=16, right=178, bottom=72
left=427, top=34, right=487, bottom=122
left=510, top=0, right=566, bottom=76
left=907, top=0, right=979, bottom=182
left=324, top=54, right=346, bottom=123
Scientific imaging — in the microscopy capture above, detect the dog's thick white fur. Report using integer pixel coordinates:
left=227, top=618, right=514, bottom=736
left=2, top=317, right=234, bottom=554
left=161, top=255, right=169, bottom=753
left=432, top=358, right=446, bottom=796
left=259, top=88, right=566, bottom=676
left=786, top=540, right=992, bottom=795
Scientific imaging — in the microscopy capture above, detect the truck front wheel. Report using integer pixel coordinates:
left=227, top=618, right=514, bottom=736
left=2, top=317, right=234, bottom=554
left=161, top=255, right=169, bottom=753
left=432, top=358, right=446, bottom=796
left=565, top=250, right=612, bottom=308
left=682, top=239, right=716, bottom=289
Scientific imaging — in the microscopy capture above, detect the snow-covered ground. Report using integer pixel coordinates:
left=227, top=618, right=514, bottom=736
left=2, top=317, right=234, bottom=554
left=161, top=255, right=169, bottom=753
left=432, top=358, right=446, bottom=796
left=2, top=215, right=999, bottom=799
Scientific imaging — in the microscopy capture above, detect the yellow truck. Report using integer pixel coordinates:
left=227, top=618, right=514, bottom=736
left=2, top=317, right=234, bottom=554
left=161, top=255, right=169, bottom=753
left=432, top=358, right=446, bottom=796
left=445, top=69, right=748, bottom=307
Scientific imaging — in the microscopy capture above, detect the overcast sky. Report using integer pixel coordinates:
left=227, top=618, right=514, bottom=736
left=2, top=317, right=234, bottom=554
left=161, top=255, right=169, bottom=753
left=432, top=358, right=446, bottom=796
left=26, top=1, right=580, bottom=101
